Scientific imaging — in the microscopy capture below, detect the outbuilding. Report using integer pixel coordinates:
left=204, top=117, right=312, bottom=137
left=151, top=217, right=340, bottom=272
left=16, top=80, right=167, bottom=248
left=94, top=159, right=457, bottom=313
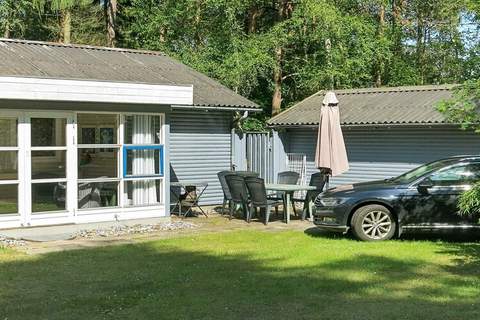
left=268, top=85, right=480, bottom=186
left=0, top=38, right=258, bottom=229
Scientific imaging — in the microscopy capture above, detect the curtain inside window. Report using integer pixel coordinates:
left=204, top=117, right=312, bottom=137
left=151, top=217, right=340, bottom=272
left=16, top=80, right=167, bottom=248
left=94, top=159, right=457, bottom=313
left=132, top=115, right=158, bottom=205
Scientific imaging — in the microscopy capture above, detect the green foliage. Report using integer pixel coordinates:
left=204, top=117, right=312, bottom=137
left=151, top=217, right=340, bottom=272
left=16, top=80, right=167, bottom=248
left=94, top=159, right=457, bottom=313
left=241, top=114, right=269, bottom=132
left=458, top=182, right=480, bottom=219
left=437, top=79, right=480, bottom=132
left=32, top=0, right=91, bottom=12
left=0, top=0, right=479, bottom=119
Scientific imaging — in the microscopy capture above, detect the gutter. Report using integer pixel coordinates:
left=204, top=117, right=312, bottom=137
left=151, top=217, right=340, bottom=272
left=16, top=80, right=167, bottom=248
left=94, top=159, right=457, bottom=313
left=172, top=105, right=262, bottom=112
left=267, top=123, right=460, bottom=129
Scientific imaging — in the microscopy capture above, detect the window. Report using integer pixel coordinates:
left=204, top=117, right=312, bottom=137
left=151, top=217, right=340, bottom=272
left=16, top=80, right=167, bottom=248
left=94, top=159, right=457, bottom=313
left=429, top=163, right=480, bottom=186
left=0, top=118, right=18, bottom=215
left=123, top=115, right=164, bottom=207
left=77, top=114, right=120, bottom=210
left=77, top=113, right=164, bottom=209
left=123, top=146, right=164, bottom=178
left=31, top=117, right=68, bottom=213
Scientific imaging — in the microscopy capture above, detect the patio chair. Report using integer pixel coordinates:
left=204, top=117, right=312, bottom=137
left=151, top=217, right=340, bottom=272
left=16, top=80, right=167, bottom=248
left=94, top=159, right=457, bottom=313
left=268, top=171, right=300, bottom=214
left=217, top=170, right=234, bottom=215
left=245, top=177, right=283, bottom=225
left=277, top=171, right=300, bottom=185
left=294, top=172, right=327, bottom=220
left=225, top=174, right=249, bottom=220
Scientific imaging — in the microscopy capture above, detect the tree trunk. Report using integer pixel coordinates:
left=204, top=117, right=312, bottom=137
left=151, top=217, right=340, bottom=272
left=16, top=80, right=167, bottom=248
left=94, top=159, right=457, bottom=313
left=3, top=23, right=9, bottom=38
left=271, top=0, right=293, bottom=116
left=416, top=16, right=425, bottom=85
left=61, top=9, right=72, bottom=44
left=272, top=47, right=283, bottom=116
left=391, top=0, right=405, bottom=55
left=193, top=0, right=202, bottom=47
left=375, top=4, right=385, bottom=87
left=247, top=5, right=263, bottom=34
left=105, top=0, right=117, bottom=47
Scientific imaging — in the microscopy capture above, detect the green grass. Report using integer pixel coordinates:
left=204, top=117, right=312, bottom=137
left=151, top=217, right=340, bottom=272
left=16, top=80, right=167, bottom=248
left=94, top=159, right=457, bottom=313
left=1, top=229, right=480, bottom=319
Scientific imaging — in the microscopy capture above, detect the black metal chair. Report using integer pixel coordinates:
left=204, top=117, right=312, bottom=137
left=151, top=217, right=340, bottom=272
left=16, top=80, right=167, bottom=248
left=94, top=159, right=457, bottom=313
left=277, top=171, right=300, bottom=185
left=217, top=170, right=234, bottom=215
left=296, top=172, right=328, bottom=220
left=245, top=177, right=283, bottom=225
left=225, top=174, right=249, bottom=220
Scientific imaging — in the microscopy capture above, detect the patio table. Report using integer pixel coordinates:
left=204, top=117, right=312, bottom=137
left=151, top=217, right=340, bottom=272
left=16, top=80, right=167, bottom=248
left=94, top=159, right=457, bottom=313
left=265, top=184, right=317, bottom=224
left=171, top=181, right=209, bottom=218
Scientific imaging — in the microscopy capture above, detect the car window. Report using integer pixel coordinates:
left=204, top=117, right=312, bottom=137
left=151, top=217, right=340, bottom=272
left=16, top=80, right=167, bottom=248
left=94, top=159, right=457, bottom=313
left=428, top=163, right=480, bottom=186
left=392, top=159, right=458, bottom=184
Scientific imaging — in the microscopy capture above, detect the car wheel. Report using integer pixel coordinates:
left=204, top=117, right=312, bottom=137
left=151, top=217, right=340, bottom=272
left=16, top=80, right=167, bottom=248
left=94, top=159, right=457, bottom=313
left=351, top=204, right=396, bottom=241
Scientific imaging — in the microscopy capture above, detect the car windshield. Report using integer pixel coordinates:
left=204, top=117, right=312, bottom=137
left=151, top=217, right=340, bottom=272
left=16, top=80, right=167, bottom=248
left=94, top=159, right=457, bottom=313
left=391, top=159, right=460, bottom=184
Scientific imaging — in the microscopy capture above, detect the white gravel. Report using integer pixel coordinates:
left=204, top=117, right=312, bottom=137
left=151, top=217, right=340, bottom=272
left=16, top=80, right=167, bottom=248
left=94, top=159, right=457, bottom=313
left=0, top=236, right=27, bottom=248
left=74, top=221, right=198, bottom=239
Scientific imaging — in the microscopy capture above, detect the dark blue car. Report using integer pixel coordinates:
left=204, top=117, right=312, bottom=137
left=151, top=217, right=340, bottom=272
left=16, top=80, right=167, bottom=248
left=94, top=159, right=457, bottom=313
left=313, top=156, right=480, bottom=241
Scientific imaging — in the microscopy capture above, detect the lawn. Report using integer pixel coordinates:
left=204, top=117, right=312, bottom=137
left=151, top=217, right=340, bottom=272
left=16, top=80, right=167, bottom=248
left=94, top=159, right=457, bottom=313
left=1, top=229, right=479, bottom=320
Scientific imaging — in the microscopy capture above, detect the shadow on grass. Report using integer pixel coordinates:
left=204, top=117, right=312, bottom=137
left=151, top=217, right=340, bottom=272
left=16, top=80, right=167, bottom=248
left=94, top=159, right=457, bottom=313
left=304, top=226, right=354, bottom=240
left=1, top=232, right=480, bottom=320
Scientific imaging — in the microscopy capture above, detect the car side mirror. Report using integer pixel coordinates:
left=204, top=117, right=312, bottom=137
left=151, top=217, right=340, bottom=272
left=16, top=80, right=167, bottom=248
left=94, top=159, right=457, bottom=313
left=417, top=178, right=433, bottom=193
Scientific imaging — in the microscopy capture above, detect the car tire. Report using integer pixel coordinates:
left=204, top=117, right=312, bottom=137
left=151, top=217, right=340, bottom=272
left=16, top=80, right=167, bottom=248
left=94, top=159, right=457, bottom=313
left=351, top=204, right=396, bottom=241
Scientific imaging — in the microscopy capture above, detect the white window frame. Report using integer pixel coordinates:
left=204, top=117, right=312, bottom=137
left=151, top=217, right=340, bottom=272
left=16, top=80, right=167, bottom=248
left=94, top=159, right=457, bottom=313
left=0, top=109, right=167, bottom=229
left=0, top=112, right=21, bottom=228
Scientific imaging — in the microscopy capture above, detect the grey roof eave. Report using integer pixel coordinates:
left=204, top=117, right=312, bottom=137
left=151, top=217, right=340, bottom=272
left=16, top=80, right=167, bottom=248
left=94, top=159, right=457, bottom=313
left=172, top=104, right=261, bottom=112
left=268, top=122, right=459, bottom=129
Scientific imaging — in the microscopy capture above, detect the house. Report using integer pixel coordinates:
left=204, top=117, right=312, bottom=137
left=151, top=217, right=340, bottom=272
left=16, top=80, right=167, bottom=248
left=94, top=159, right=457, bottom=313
left=268, top=85, right=480, bottom=186
left=0, top=38, right=258, bottom=229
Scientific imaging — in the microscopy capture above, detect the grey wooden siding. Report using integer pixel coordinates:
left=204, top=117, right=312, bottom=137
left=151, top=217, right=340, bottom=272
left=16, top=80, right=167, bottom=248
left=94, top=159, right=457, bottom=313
left=287, top=126, right=480, bottom=186
left=170, top=109, right=232, bottom=204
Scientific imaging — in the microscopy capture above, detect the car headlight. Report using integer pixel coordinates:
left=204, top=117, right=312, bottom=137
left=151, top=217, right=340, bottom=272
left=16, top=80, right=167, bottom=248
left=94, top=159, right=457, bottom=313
left=319, top=197, right=347, bottom=207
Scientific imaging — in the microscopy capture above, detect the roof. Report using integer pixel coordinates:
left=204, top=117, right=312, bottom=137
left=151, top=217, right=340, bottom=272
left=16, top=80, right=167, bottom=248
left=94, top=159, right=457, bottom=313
left=268, top=85, right=457, bottom=127
left=0, top=38, right=258, bottom=109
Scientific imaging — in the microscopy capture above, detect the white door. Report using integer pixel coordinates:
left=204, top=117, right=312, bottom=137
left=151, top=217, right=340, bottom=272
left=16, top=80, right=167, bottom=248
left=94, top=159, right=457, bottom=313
left=25, top=112, right=76, bottom=226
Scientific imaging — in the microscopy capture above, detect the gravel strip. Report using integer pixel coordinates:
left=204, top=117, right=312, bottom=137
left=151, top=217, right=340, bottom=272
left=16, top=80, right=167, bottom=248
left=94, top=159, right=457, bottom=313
left=0, top=236, right=27, bottom=248
left=74, top=221, right=198, bottom=239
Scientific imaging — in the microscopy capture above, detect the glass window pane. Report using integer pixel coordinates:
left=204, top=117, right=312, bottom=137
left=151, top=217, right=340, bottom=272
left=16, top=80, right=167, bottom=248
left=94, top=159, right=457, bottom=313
left=0, top=118, right=17, bottom=147
left=31, top=118, right=66, bottom=147
left=0, top=184, right=18, bottom=214
left=0, top=151, right=17, bottom=180
left=78, top=114, right=118, bottom=144
left=78, top=182, right=118, bottom=209
left=124, top=115, right=161, bottom=144
left=32, top=151, right=66, bottom=179
left=32, top=183, right=66, bottom=212
left=125, top=149, right=160, bottom=177
left=78, top=148, right=118, bottom=179
left=125, top=180, right=161, bottom=206
left=430, top=164, right=480, bottom=186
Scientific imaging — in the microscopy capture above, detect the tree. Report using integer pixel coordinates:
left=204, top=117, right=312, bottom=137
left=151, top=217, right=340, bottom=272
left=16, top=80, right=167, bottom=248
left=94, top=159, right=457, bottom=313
left=437, top=80, right=480, bottom=131
left=33, top=0, right=91, bottom=43
left=0, top=0, right=32, bottom=38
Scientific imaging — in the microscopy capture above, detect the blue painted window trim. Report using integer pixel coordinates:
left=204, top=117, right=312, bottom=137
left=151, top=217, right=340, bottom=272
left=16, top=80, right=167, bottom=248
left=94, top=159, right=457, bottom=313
left=123, top=145, right=164, bottom=178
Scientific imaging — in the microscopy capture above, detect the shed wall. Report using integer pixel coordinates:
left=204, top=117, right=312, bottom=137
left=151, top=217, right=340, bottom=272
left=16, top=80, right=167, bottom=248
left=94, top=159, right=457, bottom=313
left=170, top=109, right=232, bottom=205
left=286, top=126, right=480, bottom=186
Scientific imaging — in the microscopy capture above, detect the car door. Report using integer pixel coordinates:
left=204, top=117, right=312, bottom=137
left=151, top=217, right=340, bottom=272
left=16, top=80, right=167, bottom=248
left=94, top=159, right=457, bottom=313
left=400, top=162, right=480, bottom=226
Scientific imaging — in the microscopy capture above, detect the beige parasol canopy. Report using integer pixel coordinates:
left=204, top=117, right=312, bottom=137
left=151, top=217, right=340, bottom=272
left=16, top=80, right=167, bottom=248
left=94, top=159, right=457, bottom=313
left=315, top=91, right=349, bottom=176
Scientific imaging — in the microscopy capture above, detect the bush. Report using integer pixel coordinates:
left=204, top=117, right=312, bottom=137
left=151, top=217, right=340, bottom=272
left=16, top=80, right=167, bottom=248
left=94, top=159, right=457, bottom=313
left=458, top=182, right=480, bottom=220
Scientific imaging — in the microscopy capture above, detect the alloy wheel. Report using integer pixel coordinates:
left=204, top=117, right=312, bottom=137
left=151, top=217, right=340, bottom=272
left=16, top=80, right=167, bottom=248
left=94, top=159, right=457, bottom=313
left=361, top=210, right=392, bottom=240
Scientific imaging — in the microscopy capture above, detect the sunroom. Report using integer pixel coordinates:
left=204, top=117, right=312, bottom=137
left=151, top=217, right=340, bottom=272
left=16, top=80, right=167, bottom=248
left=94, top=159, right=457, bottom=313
left=0, top=76, right=193, bottom=229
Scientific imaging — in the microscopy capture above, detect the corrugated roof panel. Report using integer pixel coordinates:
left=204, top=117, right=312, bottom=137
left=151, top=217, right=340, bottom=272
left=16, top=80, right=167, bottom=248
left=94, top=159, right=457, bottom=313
left=268, top=85, right=456, bottom=126
left=0, top=38, right=258, bottom=109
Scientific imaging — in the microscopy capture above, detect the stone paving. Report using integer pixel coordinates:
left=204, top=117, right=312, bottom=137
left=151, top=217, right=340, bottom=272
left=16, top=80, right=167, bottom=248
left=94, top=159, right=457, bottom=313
left=2, top=208, right=315, bottom=255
